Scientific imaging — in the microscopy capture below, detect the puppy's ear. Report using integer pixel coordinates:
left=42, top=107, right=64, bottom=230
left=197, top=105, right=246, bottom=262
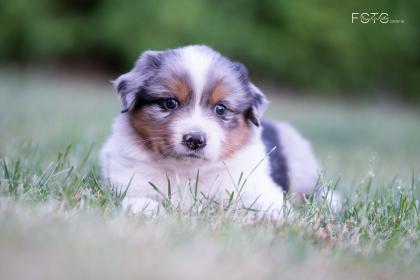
left=246, top=83, right=268, bottom=127
left=113, top=50, right=162, bottom=113
left=232, top=61, right=268, bottom=127
left=113, top=72, right=136, bottom=113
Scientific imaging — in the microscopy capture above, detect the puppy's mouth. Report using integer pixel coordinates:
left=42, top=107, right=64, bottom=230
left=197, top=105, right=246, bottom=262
left=185, top=153, right=201, bottom=159
left=178, top=151, right=208, bottom=161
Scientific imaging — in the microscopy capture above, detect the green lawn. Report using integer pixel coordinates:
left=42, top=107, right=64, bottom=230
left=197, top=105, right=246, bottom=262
left=1, top=69, right=420, bottom=279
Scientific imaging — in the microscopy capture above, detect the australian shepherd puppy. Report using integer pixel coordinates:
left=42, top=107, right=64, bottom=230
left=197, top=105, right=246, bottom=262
left=101, top=45, right=322, bottom=216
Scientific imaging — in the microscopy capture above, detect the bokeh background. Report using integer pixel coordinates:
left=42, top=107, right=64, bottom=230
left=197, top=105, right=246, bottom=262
left=1, top=0, right=420, bottom=100
left=0, top=0, right=419, bottom=186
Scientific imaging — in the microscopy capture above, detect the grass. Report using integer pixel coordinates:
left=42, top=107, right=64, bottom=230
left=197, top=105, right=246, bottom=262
left=0, top=69, right=420, bottom=279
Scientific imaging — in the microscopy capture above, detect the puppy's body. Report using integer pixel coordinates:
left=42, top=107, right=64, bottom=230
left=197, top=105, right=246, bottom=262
left=100, top=45, right=320, bottom=214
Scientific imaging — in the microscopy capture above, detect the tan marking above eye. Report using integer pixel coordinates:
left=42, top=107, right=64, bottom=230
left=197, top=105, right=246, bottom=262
left=210, top=83, right=229, bottom=105
left=167, top=77, right=190, bottom=103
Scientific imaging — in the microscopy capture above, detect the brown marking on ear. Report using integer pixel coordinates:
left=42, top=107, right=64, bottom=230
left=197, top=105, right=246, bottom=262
left=209, top=83, right=228, bottom=105
left=221, top=116, right=251, bottom=159
left=168, top=77, right=190, bottom=103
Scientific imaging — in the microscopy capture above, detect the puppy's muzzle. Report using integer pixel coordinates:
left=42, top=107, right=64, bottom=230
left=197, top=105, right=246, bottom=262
left=182, top=132, right=206, bottom=150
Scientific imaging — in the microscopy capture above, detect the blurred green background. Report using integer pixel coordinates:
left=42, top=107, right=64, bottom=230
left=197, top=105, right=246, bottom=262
left=0, top=0, right=419, bottom=101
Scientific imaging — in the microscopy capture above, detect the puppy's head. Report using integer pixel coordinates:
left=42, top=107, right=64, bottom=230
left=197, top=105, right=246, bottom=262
left=114, top=45, right=267, bottom=162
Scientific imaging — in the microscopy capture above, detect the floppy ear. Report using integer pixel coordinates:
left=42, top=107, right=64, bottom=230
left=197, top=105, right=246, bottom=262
left=246, top=83, right=268, bottom=127
left=113, top=72, right=136, bottom=113
left=232, top=61, right=268, bottom=127
left=113, top=50, right=162, bottom=113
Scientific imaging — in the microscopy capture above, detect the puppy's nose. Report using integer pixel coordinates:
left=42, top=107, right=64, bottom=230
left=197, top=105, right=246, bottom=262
left=182, top=132, right=206, bottom=150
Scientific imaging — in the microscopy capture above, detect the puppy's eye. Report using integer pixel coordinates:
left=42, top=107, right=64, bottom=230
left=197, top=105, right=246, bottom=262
left=163, top=98, right=179, bottom=110
left=214, top=103, right=227, bottom=116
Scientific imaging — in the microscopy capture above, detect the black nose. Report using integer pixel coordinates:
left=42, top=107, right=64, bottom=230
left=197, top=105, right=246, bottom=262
left=182, top=132, right=206, bottom=150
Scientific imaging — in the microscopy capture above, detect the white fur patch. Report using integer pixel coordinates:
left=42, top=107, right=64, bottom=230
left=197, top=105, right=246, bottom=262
left=275, top=122, right=320, bottom=194
left=179, top=46, right=217, bottom=102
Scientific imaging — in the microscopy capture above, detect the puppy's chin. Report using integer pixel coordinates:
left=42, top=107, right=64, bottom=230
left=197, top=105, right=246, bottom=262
left=173, top=150, right=212, bottom=163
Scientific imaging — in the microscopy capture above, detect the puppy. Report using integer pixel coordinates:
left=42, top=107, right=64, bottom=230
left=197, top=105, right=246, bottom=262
left=101, top=45, right=321, bottom=216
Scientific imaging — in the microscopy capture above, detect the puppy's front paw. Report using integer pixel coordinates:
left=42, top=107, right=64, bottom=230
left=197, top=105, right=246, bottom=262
left=244, top=193, right=289, bottom=221
left=257, top=202, right=289, bottom=221
left=122, top=197, right=160, bottom=216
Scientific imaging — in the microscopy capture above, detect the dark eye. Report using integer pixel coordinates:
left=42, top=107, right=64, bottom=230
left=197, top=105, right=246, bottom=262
left=163, top=98, right=179, bottom=110
left=214, top=103, right=227, bottom=116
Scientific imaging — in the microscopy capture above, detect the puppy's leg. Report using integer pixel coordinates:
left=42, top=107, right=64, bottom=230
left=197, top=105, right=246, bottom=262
left=239, top=177, right=288, bottom=220
left=275, top=122, right=320, bottom=194
left=276, top=122, right=341, bottom=211
left=122, top=197, right=161, bottom=216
